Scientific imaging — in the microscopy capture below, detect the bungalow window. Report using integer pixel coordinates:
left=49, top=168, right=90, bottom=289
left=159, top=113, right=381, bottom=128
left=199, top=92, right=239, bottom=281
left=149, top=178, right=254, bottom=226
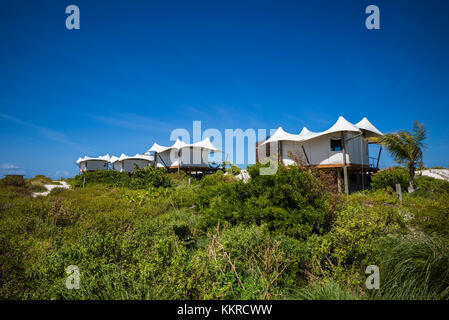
left=330, top=138, right=342, bottom=151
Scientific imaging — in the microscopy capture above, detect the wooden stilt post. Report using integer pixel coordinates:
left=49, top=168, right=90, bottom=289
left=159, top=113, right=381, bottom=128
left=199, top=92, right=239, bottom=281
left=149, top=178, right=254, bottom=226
left=178, top=150, right=181, bottom=175
left=278, top=141, right=282, bottom=165
left=337, top=168, right=342, bottom=193
left=341, top=132, right=349, bottom=195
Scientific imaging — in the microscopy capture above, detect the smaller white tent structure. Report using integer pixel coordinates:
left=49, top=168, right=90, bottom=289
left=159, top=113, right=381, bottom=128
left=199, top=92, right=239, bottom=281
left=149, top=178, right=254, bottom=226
left=76, top=154, right=111, bottom=172
left=147, top=137, right=219, bottom=171
left=110, top=153, right=154, bottom=172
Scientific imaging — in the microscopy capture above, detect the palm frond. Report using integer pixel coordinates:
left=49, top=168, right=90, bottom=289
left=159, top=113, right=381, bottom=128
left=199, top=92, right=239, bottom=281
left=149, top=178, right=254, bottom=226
left=378, top=121, right=427, bottom=169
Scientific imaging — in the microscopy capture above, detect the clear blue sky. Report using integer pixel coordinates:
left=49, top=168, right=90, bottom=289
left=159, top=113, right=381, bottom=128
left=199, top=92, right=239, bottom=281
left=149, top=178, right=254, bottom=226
left=1, top=0, right=448, bottom=178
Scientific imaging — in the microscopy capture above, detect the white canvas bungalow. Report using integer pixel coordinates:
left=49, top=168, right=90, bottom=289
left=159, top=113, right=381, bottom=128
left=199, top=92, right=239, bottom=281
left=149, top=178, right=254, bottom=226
left=256, top=116, right=383, bottom=193
left=110, top=153, right=154, bottom=172
left=146, top=137, right=219, bottom=172
left=76, top=154, right=111, bottom=173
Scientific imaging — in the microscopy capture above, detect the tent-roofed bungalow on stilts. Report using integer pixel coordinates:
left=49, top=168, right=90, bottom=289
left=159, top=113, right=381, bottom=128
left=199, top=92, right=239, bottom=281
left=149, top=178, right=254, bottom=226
left=76, top=154, right=111, bottom=173
left=146, top=137, right=219, bottom=174
left=110, top=153, right=154, bottom=172
left=256, top=116, right=383, bottom=194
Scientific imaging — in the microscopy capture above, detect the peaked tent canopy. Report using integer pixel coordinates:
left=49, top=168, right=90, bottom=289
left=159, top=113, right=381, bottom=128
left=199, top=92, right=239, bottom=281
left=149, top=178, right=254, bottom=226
left=298, top=127, right=320, bottom=140
left=76, top=154, right=111, bottom=163
left=148, top=143, right=170, bottom=153
left=110, top=153, right=154, bottom=163
left=262, top=116, right=382, bottom=145
left=146, top=137, right=219, bottom=153
left=263, top=126, right=302, bottom=145
left=322, top=116, right=361, bottom=135
left=190, top=137, right=219, bottom=151
left=355, top=117, right=383, bottom=137
left=171, top=139, right=189, bottom=150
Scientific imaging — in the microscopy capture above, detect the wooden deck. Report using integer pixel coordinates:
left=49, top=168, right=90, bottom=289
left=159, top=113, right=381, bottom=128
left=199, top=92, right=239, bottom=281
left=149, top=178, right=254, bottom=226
left=167, top=165, right=220, bottom=173
left=311, top=163, right=379, bottom=172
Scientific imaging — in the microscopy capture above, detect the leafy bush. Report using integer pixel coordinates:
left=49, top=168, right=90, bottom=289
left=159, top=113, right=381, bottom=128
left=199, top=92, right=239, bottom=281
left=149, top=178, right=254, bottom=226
left=70, top=167, right=173, bottom=189
left=303, top=200, right=404, bottom=294
left=28, top=175, right=54, bottom=185
left=415, top=175, right=449, bottom=196
left=199, top=170, right=236, bottom=186
left=1, top=162, right=449, bottom=300
left=0, top=185, right=31, bottom=203
left=27, top=183, right=47, bottom=193
left=0, top=175, right=25, bottom=187
left=49, top=187, right=67, bottom=196
left=371, top=167, right=409, bottom=191
left=196, top=164, right=333, bottom=239
left=222, top=161, right=241, bottom=175
left=404, top=193, right=449, bottom=237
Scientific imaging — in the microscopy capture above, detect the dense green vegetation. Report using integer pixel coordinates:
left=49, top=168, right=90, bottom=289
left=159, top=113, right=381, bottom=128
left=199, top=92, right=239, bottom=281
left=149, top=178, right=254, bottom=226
left=0, top=166, right=448, bottom=299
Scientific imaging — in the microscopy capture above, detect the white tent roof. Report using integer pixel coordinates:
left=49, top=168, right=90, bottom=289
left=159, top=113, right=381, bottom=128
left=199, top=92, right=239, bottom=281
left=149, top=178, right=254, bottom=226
left=263, top=126, right=302, bottom=145
left=190, top=137, right=218, bottom=151
left=76, top=154, right=111, bottom=164
left=171, top=139, right=189, bottom=150
left=146, top=137, right=219, bottom=153
left=298, top=127, right=320, bottom=140
left=110, top=153, right=154, bottom=163
left=355, top=117, right=383, bottom=137
left=148, top=143, right=170, bottom=153
left=322, top=116, right=361, bottom=135
left=262, top=116, right=382, bottom=145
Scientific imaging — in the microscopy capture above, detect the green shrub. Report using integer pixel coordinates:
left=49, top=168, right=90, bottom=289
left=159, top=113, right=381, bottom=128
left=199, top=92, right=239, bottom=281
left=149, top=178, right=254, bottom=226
left=0, top=185, right=31, bottom=202
left=70, top=167, right=173, bottom=189
left=1, top=163, right=449, bottom=300
left=27, top=183, right=47, bottom=193
left=29, top=175, right=54, bottom=185
left=199, top=171, right=236, bottom=186
left=196, top=164, right=333, bottom=239
left=222, top=161, right=241, bottom=175
left=303, top=201, right=404, bottom=293
left=0, top=175, right=25, bottom=187
left=415, top=176, right=449, bottom=196
left=404, top=193, right=449, bottom=237
left=371, top=167, right=409, bottom=191
left=49, top=187, right=67, bottom=196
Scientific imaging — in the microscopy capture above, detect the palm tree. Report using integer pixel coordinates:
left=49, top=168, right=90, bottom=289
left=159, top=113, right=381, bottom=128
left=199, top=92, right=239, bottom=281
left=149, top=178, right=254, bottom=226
left=378, top=121, right=427, bottom=192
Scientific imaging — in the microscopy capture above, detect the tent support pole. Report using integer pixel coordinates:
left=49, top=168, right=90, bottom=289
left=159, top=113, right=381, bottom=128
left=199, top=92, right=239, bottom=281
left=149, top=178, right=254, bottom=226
left=156, top=153, right=169, bottom=170
left=301, top=145, right=310, bottom=165
left=376, top=146, right=382, bottom=169
left=341, top=131, right=349, bottom=195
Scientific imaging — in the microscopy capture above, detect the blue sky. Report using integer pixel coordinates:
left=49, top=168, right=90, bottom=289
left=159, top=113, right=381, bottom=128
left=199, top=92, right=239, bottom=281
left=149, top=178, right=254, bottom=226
left=1, top=0, right=448, bottom=178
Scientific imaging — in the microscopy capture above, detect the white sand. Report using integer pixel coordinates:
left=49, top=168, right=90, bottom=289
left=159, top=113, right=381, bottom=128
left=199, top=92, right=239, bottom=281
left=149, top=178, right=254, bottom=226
left=32, top=181, right=70, bottom=197
left=417, top=169, right=449, bottom=182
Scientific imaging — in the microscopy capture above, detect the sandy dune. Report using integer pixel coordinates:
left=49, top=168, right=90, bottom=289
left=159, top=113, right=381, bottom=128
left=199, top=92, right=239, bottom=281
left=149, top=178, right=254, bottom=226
left=417, top=169, right=449, bottom=182
left=32, top=181, right=70, bottom=197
